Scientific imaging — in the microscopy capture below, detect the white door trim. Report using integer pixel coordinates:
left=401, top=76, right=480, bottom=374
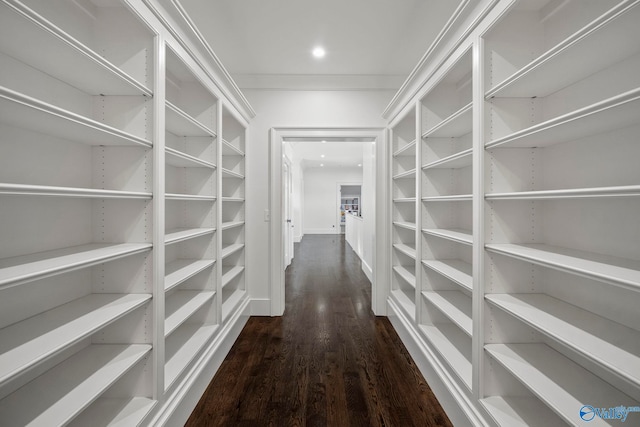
left=269, top=127, right=389, bottom=316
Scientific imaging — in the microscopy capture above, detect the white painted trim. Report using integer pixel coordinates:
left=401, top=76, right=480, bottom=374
left=145, top=298, right=250, bottom=426
left=304, top=228, right=338, bottom=235
left=361, top=260, right=373, bottom=283
left=250, top=298, right=271, bottom=316
left=270, top=128, right=388, bottom=317
left=387, top=298, right=490, bottom=427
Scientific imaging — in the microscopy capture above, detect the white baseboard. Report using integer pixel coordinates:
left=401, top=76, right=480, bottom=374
left=144, top=298, right=251, bottom=427
left=250, top=298, right=271, bottom=316
left=361, top=259, right=373, bottom=283
left=303, top=228, right=339, bottom=235
left=386, top=297, right=489, bottom=427
left=294, top=234, right=303, bottom=243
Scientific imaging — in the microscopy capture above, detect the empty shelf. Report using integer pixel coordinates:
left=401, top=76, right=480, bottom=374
left=165, top=193, right=216, bottom=202
left=0, top=344, right=151, bottom=427
left=222, top=139, right=244, bottom=156
left=422, top=259, right=472, bottom=291
left=423, top=228, right=472, bottom=245
left=222, top=289, right=247, bottom=322
left=165, top=324, right=218, bottom=390
left=480, top=396, right=561, bottom=427
left=393, top=221, right=417, bottom=231
left=0, top=293, right=150, bottom=389
left=166, top=101, right=216, bottom=137
left=68, top=397, right=156, bottom=427
left=393, top=265, right=416, bottom=289
left=165, top=147, right=215, bottom=169
left=393, top=243, right=417, bottom=260
left=221, top=244, right=244, bottom=259
left=221, top=168, right=245, bottom=179
left=393, top=169, right=416, bottom=180
left=0, top=183, right=151, bottom=199
left=420, top=323, right=472, bottom=390
left=222, top=266, right=244, bottom=287
left=0, top=86, right=152, bottom=148
left=392, top=139, right=417, bottom=157
left=221, top=197, right=245, bottom=203
left=485, top=243, right=640, bottom=290
left=0, top=243, right=151, bottom=290
left=485, top=343, right=639, bottom=426
left=165, top=228, right=215, bottom=245
left=391, top=289, right=416, bottom=320
left=422, top=291, right=472, bottom=336
left=486, top=293, right=640, bottom=389
left=422, top=194, right=472, bottom=202
left=222, top=221, right=245, bottom=231
left=165, top=291, right=216, bottom=337
left=0, top=1, right=151, bottom=96
left=486, top=185, right=640, bottom=200
left=165, top=259, right=215, bottom=292
left=393, top=197, right=417, bottom=203
left=422, top=148, right=472, bottom=170
left=422, top=103, right=472, bottom=138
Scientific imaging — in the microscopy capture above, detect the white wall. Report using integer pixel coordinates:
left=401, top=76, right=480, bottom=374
left=304, top=167, right=362, bottom=234
left=283, top=144, right=304, bottom=242
left=245, top=90, right=393, bottom=312
left=361, top=141, right=375, bottom=279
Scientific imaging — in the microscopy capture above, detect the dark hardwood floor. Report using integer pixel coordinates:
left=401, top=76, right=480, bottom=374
left=186, top=235, right=452, bottom=427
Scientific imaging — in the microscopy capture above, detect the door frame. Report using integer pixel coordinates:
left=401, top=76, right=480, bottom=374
left=283, top=155, right=293, bottom=267
left=269, top=127, right=389, bottom=316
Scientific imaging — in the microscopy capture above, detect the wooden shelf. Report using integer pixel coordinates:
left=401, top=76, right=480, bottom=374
left=0, top=243, right=151, bottom=290
left=222, top=266, right=244, bottom=288
left=486, top=185, right=640, bottom=200
left=0, top=1, right=152, bottom=96
left=422, top=194, right=472, bottom=202
left=480, top=396, right=561, bottom=427
left=391, top=289, right=415, bottom=320
left=422, top=148, right=472, bottom=170
left=422, top=103, right=472, bottom=138
left=221, top=243, right=244, bottom=259
left=393, top=169, right=416, bottom=180
left=486, top=293, right=640, bottom=389
left=393, top=221, right=417, bottom=231
left=165, top=291, right=216, bottom=337
left=0, top=293, right=150, bottom=389
left=165, top=147, right=215, bottom=169
left=165, top=259, right=215, bottom=292
left=423, top=228, right=472, bottom=245
left=393, top=243, right=417, bottom=260
left=222, top=221, right=245, bottom=231
left=222, top=139, right=244, bottom=156
left=393, top=265, right=416, bottom=289
left=0, top=183, right=151, bottom=199
left=422, top=259, right=472, bottom=291
left=420, top=323, right=472, bottom=390
left=165, top=323, right=218, bottom=390
left=221, top=168, right=245, bottom=179
left=485, top=87, right=640, bottom=149
left=68, top=397, right=156, bottom=427
left=485, top=243, right=640, bottom=291
left=0, top=86, right=152, bottom=148
left=422, top=291, right=472, bottom=336
left=0, top=344, right=151, bottom=427
left=485, top=343, right=639, bottom=426
left=165, top=228, right=215, bottom=245
left=166, top=101, right=216, bottom=137
left=165, top=193, right=216, bottom=202
left=222, top=289, right=246, bottom=322
left=486, top=2, right=640, bottom=99
left=392, top=139, right=417, bottom=157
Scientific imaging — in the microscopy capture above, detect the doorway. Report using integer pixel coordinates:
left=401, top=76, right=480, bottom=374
left=269, top=128, right=389, bottom=317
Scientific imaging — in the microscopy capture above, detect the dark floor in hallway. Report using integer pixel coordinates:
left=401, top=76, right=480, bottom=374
left=186, top=235, right=452, bottom=426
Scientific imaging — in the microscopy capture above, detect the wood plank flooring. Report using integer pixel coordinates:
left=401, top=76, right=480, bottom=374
left=186, top=235, right=452, bottom=426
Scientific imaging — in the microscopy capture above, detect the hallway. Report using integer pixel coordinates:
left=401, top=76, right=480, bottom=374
left=186, top=235, right=452, bottom=426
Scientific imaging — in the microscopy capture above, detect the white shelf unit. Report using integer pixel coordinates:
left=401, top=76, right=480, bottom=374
left=163, top=44, right=219, bottom=391
left=220, top=108, right=246, bottom=322
left=481, top=0, right=640, bottom=424
left=418, top=47, right=474, bottom=394
left=390, top=107, right=418, bottom=320
left=0, top=0, right=156, bottom=424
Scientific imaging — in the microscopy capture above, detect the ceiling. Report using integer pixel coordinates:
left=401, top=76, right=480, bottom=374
left=287, top=141, right=367, bottom=169
left=175, top=0, right=464, bottom=90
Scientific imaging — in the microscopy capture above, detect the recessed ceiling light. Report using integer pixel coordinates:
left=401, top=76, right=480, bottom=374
left=358, top=164, right=362, bottom=167
left=322, top=140, right=326, bottom=144
left=320, top=154, right=325, bottom=158
left=312, top=47, right=325, bottom=58
left=320, top=163, right=324, bottom=167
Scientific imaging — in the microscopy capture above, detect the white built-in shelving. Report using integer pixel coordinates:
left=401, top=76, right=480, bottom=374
left=0, top=0, right=252, bottom=424
left=386, top=1, right=640, bottom=424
